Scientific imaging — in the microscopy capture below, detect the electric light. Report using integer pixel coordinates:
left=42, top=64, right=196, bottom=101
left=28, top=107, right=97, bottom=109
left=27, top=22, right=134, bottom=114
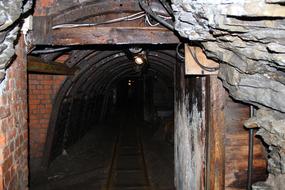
left=134, top=56, right=144, bottom=65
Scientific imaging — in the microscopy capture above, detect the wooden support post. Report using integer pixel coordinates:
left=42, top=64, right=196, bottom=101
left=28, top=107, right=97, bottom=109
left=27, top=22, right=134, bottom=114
left=206, top=76, right=226, bottom=190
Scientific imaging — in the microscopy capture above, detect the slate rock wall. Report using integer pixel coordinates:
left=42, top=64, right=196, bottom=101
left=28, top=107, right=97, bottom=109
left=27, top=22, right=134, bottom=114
left=0, top=0, right=32, bottom=83
left=172, top=0, right=285, bottom=189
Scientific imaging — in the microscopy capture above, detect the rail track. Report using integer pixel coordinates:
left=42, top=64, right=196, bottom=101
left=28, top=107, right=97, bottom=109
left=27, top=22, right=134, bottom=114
left=103, top=120, right=152, bottom=190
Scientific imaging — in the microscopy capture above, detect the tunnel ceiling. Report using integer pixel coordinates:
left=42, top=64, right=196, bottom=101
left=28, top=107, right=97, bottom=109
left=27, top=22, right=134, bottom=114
left=44, top=47, right=176, bottom=165
left=60, top=48, right=175, bottom=98
left=28, top=0, right=178, bottom=99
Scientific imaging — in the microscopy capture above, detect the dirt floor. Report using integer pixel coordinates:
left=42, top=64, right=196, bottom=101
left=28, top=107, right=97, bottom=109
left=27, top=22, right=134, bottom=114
left=29, top=118, right=174, bottom=190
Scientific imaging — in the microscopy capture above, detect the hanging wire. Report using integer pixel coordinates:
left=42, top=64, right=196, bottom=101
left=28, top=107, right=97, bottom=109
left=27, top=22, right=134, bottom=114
left=52, top=11, right=172, bottom=30
left=145, top=15, right=160, bottom=26
left=157, top=14, right=172, bottom=20
left=159, top=0, right=174, bottom=16
left=52, top=12, right=146, bottom=29
left=31, top=47, right=72, bottom=54
left=139, top=0, right=174, bottom=31
left=176, top=43, right=185, bottom=60
left=145, top=14, right=172, bottom=27
left=186, top=45, right=219, bottom=72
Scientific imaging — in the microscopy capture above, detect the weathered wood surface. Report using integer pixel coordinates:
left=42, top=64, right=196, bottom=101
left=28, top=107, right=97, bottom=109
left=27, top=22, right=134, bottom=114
left=206, top=76, right=226, bottom=190
left=32, top=26, right=180, bottom=45
left=224, top=96, right=267, bottom=189
left=206, top=76, right=267, bottom=190
left=185, top=45, right=219, bottom=75
left=28, top=56, right=77, bottom=75
left=175, top=58, right=206, bottom=190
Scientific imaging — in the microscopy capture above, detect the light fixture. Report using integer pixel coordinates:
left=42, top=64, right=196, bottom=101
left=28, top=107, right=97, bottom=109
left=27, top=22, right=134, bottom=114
left=134, top=56, right=144, bottom=65
left=129, top=47, right=143, bottom=54
left=125, top=47, right=148, bottom=68
left=128, top=80, right=132, bottom=86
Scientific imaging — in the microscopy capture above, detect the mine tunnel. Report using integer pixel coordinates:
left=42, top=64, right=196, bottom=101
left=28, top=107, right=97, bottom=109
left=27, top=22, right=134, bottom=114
left=29, top=47, right=177, bottom=189
left=2, top=0, right=285, bottom=190
left=27, top=0, right=268, bottom=189
left=28, top=47, right=268, bottom=190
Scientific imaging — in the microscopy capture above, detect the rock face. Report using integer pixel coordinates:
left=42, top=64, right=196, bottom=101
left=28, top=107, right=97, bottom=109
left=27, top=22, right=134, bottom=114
left=0, top=0, right=32, bottom=83
left=245, top=109, right=285, bottom=190
left=172, top=0, right=285, bottom=189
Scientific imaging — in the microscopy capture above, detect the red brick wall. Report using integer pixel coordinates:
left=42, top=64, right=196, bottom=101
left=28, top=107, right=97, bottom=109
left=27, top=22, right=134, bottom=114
left=34, top=0, right=55, bottom=16
left=0, top=35, right=28, bottom=190
left=28, top=74, right=66, bottom=159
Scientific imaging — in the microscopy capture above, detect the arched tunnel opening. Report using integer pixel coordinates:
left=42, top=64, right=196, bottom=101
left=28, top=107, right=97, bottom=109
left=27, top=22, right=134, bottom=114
left=24, top=0, right=271, bottom=189
left=28, top=44, right=269, bottom=190
left=2, top=0, right=285, bottom=189
left=30, top=46, right=177, bottom=189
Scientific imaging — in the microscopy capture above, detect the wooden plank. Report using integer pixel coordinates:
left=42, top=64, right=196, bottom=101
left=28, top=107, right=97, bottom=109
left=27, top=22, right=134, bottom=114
left=28, top=56, right=77, bottom=75
left=206, top=76, right=226, bottom=190
left=185, top=45, right=219, bottom=75
left=223, top=95, right=267, bottom=188
left=32, top=26, right=180, bottom=45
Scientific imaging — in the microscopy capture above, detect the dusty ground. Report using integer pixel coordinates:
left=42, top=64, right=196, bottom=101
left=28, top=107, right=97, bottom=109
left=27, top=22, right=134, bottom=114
left=29, top=119, right=174, bottom=190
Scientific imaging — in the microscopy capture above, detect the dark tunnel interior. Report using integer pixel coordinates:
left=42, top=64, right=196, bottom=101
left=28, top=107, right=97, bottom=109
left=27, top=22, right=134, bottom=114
left=30, top=46, right=177, bottom=190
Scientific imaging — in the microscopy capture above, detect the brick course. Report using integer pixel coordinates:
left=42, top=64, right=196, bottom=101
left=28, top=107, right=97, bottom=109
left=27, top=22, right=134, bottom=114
left=34, top=0, right=55, bottom=16
left=0, top=35, right=28, bottom=190
left=28, top=74, right=65, bottom=159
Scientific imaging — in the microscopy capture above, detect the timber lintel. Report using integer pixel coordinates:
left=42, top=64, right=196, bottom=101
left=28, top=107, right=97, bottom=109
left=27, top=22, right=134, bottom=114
left=31, top=16, right=180, bottom=45
left=28, top=56, right=77, bottom=75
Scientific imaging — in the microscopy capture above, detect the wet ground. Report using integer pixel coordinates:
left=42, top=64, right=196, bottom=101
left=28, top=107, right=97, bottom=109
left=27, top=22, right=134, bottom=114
left=30, top=117, right=174, bottom=190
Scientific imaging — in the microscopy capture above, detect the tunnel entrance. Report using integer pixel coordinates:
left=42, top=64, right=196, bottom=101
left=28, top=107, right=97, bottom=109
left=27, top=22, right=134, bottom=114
left=29, top=46, right=176, bottom=190
left=27, top=1, right=268, bottom=189
left=28, top=45, right=268, bottom=190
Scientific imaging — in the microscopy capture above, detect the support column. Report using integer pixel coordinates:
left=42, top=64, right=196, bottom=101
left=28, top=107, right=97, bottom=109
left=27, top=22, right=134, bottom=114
left=174, top=59, right=206, bottom=190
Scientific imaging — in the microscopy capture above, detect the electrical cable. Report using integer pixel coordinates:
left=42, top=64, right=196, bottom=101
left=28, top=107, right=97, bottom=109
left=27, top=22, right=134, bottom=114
left=176, top=43, right=185, bottom=60
left=159, top=0, right=173, bottom=16
left=145, top=15, right=160, bottom=26
left=52, top=5, right=173, bottom=30
left=139, top=0, right=174, bottom=31
left=145, top=14, right=172, bottom=27
left=52, top=12, right=146, bottom=29
left=157, top=14, right=172, bottom=20
left=31, top=47, right=72, bottom=54
left=186, top=45, right=219, bottom=72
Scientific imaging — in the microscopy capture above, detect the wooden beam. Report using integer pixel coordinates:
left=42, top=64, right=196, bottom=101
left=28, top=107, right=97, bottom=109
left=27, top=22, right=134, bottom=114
left=27, top=56, right=77, bottom=75
left=32, top=26, right=180, bottom=45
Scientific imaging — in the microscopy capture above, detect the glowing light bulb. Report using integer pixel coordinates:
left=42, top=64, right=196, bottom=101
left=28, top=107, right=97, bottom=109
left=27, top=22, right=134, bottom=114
left=134, top=56, right=144, bottom=65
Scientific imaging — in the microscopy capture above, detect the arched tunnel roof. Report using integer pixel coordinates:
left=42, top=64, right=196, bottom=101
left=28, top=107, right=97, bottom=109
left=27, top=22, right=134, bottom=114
left=43, top=47, right=177, bottom=166
left=62, top=48, right=175, bottom=97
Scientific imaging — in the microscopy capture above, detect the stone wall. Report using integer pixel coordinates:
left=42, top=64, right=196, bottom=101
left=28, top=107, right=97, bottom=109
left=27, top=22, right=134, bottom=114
left=172, top=0, right=285, bottom=189
left=0, top=0, right=32, bottom=84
